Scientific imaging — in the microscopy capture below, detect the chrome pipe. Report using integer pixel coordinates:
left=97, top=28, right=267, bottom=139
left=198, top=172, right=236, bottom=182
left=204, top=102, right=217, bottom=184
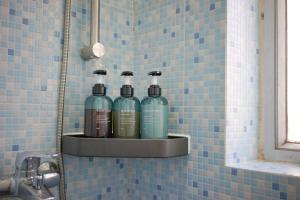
left=90, top=0, right=99, bottom=45
left=80, top=0, right=105, bottom=60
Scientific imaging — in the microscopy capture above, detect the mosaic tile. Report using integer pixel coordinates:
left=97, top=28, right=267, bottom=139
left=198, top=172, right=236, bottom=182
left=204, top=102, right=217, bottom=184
left=1, top=0, right=300, bottom=200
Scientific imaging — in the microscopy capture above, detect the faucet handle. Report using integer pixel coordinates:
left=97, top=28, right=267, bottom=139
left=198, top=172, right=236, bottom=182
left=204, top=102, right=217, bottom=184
left=42, top=172, right=60, bottom=189
left=38, top=161, right=60, bottom=189
left=15, top=151, right=60, bottom=170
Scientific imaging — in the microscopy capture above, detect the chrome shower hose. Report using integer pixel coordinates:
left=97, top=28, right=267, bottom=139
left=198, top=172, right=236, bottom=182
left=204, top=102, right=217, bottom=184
left=57, top=0, right=71, bottom=199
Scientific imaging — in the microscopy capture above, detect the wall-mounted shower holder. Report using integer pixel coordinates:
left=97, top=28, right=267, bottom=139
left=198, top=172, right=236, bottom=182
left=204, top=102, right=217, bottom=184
left=62, top=133, right=190, bottom=158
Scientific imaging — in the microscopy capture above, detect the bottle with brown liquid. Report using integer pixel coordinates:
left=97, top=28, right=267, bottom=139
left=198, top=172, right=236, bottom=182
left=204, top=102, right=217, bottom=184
left=84, top=70, right=112, bottom=137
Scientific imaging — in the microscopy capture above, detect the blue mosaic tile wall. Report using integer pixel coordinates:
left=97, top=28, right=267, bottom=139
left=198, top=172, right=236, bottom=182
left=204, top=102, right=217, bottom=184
left=226, top=0, right=260, bottom=165
left=64, top=155, right=130, bottom=200
left=1, top=0, right=300, bottom=200
left=63, top=0, right=134, bottom=133
left=63, top=0, right=134, bottom=199
left=0, top=0, right=63, bottom=176
left=133, top=0, right=185, bottom=134
left=127, top=0, right=300, bottom=200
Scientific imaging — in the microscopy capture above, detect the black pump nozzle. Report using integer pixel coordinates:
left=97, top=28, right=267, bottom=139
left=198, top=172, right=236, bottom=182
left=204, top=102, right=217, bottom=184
left=120, top=71, right=134, bottom=97
left=93, top=69, right=107, bottom=75
left=121, top=71, right=133, bottom=76
left=148, top=71, right=162, bottom=97
left=93, top=69, right=107, bottom=96
left=148, top=71, right=162, bottom=76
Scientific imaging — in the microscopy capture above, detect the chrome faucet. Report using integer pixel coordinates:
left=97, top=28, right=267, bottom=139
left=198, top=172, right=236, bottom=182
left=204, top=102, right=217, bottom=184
left=11, top=151, right=60, bottom=200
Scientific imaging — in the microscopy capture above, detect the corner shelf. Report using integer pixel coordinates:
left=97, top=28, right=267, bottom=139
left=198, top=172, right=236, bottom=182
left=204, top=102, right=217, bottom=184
left=62, top=134, right=189, bottom=158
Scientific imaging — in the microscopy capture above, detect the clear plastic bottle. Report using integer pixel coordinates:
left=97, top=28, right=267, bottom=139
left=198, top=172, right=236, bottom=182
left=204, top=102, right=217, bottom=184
left=113, top=71, right=141, bottom=138
left=141, top=71, right=169, bottom=139
left=84, top=70, right=113, bottom=137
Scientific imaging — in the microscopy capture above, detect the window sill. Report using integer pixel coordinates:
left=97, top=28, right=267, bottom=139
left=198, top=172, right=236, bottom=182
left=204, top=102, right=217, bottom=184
left=227, top=160, right=300, bottom=178
left=278, top=142, right=300, bottom=151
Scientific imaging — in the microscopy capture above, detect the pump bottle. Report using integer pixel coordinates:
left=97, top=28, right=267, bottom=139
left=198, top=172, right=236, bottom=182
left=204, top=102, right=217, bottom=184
left=84, top=70, right=113, bottom=137
left=141, top=71, right=169, bottom=139
left=113, top=71, right=141, bottom=138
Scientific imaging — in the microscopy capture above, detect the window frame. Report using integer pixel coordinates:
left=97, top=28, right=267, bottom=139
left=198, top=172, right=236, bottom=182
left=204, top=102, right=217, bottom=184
left=263, top=0, right=300, bottom=162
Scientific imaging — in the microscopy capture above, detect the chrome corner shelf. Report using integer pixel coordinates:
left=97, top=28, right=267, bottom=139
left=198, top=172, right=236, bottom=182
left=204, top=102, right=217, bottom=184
left=62, top=134, right=189, bottom=158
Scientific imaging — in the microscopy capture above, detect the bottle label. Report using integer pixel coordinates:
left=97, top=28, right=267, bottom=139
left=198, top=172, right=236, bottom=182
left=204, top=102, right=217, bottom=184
left=113, top=112, right=140, bottom=138
left=141, top=106, right=168, bottom=138
left=84, top=109, right=112, bottom=137
left=142, top=110, right=162, bottom=125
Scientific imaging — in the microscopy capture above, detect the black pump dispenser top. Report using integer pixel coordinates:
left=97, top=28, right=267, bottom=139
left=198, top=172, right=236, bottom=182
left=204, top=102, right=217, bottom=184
left=120, top=71, right=134, bottom=97
left=121, top=71, right=133, bottom=76
left=93, top=70, right=106, bottom=96
left=148, top=71, right=162, bottom=76
left=148, top=71, right=162, bottom=97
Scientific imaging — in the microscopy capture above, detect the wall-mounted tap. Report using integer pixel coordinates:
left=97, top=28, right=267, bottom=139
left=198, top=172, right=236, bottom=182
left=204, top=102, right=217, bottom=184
left=8, top=151, right=60, bottom=199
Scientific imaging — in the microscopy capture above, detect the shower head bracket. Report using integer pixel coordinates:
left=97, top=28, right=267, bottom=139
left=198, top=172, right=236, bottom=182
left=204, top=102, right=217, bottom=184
left=81, top=42, right=105, bottom=60
left=80, top=0, right=105, bottom=60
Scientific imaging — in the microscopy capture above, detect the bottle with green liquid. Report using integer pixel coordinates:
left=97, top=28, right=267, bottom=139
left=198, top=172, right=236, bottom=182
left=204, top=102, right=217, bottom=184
left=113, top=71, right=140, bottom=138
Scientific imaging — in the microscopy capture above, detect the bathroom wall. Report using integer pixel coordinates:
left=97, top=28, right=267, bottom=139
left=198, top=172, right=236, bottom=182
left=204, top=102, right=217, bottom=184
left=1, top=0, right=300, bottom=200
left=0, top=0, right=132, bottom=199
left=128, top=0, right=300, bottom=200
left=129, top=0, right=227, bottom=198
left=63, top=0, right=134, bottom=199
left=63, top=0, right=134, bottom=133
left=226, top=0, right=260, bottom=165
left=133, top=0, right=185, bottom=134
left=0, top=0, right=63, bottom=176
